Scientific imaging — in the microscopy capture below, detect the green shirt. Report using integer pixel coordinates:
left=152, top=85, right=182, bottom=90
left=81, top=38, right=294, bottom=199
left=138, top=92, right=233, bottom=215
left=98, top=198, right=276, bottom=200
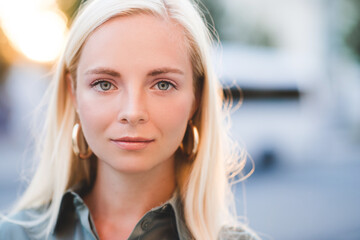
left=0, top=187, right=192, bottom=240
left=0, top=186, right=255, bottom=240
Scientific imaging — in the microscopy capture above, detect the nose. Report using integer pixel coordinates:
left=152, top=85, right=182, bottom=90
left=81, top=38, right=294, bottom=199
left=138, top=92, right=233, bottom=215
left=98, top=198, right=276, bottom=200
left=117, top=87, right=149, bottom=125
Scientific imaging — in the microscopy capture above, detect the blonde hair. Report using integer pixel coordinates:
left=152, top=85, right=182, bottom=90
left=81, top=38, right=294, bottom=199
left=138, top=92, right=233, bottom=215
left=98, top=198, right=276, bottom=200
left=11, top=0, right=257, bottom=239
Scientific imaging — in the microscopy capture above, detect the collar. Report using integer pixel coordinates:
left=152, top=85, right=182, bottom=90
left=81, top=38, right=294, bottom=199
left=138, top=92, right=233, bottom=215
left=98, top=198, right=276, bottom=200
left=150, top=190, right=193, bottom=240
left=51, top=184, right=192, bottom=240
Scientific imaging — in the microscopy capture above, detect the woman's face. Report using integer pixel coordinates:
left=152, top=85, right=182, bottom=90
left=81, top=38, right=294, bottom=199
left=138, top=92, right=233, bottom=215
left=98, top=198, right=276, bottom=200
left=72, top=14, right=195, bottom=174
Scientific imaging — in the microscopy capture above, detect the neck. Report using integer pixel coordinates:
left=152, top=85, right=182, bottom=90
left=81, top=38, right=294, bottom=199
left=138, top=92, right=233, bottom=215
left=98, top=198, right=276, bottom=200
left=84, top=157, right=176, bottom=237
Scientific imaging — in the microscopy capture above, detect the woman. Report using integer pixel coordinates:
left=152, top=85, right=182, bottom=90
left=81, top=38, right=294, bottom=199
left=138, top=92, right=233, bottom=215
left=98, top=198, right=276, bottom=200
left=0, top=0, right=259, bottom=239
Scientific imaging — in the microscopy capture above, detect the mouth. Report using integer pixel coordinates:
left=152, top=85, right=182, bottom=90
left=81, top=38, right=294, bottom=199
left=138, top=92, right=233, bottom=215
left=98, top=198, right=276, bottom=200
left=110, top=137, right=155, bottom=151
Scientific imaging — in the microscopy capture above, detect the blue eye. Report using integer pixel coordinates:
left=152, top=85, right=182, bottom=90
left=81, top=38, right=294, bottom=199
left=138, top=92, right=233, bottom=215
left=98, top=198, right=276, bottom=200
left=99, top=82, right=112, bottom=90
left=156, top=81, right=174, bottom=90
left=92, top=81, right=115, bottom=91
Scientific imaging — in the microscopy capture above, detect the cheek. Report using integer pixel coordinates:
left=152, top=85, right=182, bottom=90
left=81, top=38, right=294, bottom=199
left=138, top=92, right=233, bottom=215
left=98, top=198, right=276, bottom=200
left=75, top=90, right=115, bottom=140
left=161, top=102, right=191, bottom=123
left=152, top=94, right=194, bottom=140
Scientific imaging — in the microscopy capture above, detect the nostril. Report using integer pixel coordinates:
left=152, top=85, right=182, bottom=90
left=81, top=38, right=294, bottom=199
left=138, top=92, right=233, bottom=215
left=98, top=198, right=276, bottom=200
left=117, top=99, right=149, bottom=125
left=120, top=118, right=128, bottom=124
left=118, top=113, right=148, bottom=125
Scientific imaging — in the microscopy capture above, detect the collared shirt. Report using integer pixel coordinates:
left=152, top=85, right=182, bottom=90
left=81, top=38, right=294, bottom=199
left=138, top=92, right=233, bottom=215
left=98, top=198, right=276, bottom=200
left=0, top=188, right=255, bottom=240
left=0, top=186, right=193, bottom=240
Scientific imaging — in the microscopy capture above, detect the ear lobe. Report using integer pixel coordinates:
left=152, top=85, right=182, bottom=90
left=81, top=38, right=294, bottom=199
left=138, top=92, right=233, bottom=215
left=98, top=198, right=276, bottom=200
left=66, top=73, right=77, bottom=110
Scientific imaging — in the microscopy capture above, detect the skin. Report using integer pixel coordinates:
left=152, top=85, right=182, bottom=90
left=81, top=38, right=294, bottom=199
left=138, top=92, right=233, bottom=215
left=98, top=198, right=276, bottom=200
left=68, top=14, right=195, bottom=239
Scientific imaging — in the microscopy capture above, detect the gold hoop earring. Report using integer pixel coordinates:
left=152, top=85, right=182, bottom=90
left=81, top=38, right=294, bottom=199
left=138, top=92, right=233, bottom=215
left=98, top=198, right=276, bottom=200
left=72, top=123, right=92, bottom=159
left=180, top=120, right=199, bottom=159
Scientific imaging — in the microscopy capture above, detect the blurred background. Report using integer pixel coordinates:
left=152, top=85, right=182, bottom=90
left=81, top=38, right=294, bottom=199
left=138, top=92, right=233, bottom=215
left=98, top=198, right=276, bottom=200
left=0, top=0, right=359, bottom=239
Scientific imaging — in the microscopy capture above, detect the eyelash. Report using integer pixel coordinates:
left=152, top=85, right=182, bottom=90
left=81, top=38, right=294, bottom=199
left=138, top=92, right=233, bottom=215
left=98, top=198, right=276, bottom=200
left=90, top=79, right=177, bottom=92
left=153, top=80, right=177, bottom=91
left=91, top=80, right=116, bottom=92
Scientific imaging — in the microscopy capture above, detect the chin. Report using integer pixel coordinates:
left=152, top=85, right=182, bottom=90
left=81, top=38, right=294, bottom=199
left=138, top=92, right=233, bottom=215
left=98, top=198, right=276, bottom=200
left=106, top=155, right=173, bottom=175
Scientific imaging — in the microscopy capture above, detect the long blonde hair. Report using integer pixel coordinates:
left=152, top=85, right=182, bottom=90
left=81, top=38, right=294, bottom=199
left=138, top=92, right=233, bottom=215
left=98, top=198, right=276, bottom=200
left=12, top=0, right=256, bottom=239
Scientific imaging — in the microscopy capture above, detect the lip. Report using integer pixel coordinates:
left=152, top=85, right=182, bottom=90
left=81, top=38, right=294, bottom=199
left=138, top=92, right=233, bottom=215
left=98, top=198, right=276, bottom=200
left=110, top=137, right=155, bottom=151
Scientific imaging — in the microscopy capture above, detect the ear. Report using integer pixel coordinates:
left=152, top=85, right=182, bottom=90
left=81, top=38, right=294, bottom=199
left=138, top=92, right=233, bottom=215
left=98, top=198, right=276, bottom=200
left=189, top=94, right=199, bottom=120
left=189, top=80, right=202, bottom=120
left=66, top=73, right=78, bottom=110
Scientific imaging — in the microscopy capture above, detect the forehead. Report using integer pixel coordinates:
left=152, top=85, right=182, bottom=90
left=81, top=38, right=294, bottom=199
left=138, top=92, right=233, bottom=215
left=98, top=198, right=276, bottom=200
left=76, top=13, right=191, bottom=72
left=97, top=13, right=185, bottom=38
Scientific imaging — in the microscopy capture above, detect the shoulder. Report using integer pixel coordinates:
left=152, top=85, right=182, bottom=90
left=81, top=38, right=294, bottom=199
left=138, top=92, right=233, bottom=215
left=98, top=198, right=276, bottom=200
left=0, top=208, right=47, bottom=240
left=218, top=226, right=260, bottom=240
left=0, top=211, right=31, bottom=239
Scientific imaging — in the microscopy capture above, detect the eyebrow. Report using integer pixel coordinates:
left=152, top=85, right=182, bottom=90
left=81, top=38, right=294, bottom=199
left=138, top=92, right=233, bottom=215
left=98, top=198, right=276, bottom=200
left=85, top=67, right=184, bottom=77
left=147, top=67, right=184, bottom=76
left=85, top=68, right=121, bottom=77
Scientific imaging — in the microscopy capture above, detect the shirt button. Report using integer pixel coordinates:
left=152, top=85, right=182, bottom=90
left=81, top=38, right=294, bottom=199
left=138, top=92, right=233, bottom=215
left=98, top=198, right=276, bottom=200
left=141, top=218, right=151, bottom=231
